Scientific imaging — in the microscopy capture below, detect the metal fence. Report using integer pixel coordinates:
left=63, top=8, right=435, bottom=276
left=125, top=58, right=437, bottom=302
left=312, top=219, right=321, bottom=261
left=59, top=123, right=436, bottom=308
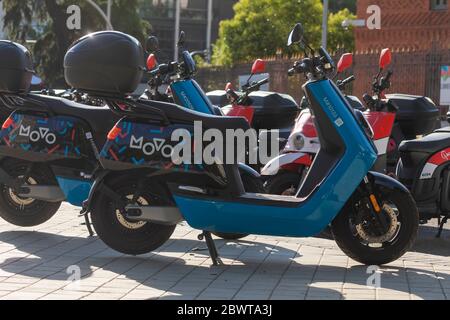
left=196, top=45, right=450, bottom=115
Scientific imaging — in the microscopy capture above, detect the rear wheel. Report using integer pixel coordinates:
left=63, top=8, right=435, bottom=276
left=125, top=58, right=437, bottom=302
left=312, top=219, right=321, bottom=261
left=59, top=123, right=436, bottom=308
left=331, top=189, right=418, bottom=265
left=212, top=173, right=264, bottom=241
left=91, top=175, right=176, bottom=255
left=0, top=160, right=61, bottom=227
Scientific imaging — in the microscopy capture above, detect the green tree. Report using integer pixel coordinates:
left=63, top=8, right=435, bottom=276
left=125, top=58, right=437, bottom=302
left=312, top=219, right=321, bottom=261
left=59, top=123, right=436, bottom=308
left=212, top=0, right=322, bottom=66
left=328, top=8, right=356, bottom=52
left=329, top=0, right=356, bottom=14
left=1, top=0, right=150, bottom=86
left=212, top=0, right=355, bottom=66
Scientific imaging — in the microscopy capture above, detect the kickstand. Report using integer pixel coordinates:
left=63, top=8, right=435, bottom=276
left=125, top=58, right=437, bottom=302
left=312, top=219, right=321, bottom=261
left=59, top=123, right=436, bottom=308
left=198, top=231, right=222, bottom=266
left=436, top=216, right=448, bottom=239
left=80, top=212, right=95, bottom=237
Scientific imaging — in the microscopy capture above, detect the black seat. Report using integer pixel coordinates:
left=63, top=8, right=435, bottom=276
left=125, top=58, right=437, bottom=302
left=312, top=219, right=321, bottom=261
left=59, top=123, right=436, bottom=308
left=399, top=131, right=450, bottom=154
left=136, top=98, right=251, bottom=132
left=26, top=94, right=120, bottom=145
left=32, top=95, right=118, bottom=131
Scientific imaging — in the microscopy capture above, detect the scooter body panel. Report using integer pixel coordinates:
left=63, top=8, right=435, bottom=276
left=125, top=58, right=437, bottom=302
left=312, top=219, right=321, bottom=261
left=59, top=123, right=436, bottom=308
left=222, top=104, right=254, bottom=124
left=0, top=111, right=92, bottom=162
left=171, top=80, right=215, bottom=115
left=364, top=111, right=396, bottom=156
left=173, top=80, right=377, bottom=237
left=261, top=152, right=311, bottom=176
left=99, top=120, right=204, bottom=172
left=55, top=176, right=93, bottom=207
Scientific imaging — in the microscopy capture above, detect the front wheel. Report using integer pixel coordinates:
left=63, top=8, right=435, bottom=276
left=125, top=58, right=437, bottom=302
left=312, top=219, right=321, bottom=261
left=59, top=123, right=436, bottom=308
left=91, top=175, right=176, bottom=255
left=331, top=188, right=418, bottom=265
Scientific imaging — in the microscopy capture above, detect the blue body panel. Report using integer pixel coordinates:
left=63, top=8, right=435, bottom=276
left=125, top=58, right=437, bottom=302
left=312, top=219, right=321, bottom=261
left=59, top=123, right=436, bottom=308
left=171, top=80, right=214, bottom=114
left=173, top=80, right=377, bottom=237
left=56, top=177, right=93, bottom=207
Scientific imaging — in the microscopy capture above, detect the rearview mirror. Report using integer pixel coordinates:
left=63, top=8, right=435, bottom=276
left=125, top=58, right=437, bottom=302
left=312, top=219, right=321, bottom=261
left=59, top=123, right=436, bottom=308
left=145, top=36, right=159, bottom=53
left=146, top=54, right=157, bottom=70
left=379, top=48, right=392, bottom=69
left=337, top=53, right=353, bottom=73
left=251, top=59, right=265, bottom=74
left=287, top=23, right=304, bottom=46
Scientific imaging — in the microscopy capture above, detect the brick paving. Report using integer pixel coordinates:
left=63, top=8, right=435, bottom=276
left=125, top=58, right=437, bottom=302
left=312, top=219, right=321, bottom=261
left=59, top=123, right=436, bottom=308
left=0, top=203, right=448, bottom=300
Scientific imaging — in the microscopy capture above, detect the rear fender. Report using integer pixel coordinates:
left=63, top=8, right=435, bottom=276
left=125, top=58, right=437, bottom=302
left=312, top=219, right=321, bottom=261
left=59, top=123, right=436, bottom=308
left=81, top=170, right=114, bottom=214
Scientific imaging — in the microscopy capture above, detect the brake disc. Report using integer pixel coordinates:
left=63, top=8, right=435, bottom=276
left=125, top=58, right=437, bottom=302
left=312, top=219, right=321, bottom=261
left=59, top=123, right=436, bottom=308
left=356, top=204, right=399, bottom=244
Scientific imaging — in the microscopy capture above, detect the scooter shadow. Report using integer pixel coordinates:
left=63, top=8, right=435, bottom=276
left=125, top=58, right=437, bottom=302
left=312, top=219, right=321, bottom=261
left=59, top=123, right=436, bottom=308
left=0, top=231, right=447, bottom=300
left=410, top=225, right=450, bottom=257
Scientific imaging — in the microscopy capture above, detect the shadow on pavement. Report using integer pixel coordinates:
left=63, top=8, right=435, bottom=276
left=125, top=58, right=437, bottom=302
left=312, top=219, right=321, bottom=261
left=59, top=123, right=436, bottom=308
left=0, top=230, right=448, bottom=300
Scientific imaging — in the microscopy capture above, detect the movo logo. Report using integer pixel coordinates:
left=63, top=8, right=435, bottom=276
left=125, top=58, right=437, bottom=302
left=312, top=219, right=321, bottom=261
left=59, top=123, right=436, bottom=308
left=129, top=135, right=173, bottom=158
left=19, top=126, right=57, bottom=145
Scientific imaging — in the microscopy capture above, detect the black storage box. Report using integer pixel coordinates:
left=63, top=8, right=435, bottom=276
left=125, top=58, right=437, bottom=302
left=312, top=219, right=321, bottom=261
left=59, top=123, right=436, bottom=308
left=64, top=31, right=145, bottom=97
left=248, top=91, right=299, bottom=130
left=206, top=90, right=229, bottom=108
left=0, top=41, right=34, bottom=94
left=216, top=91, right=299, bottom=130
left=386, top=94, right=440, bottom=138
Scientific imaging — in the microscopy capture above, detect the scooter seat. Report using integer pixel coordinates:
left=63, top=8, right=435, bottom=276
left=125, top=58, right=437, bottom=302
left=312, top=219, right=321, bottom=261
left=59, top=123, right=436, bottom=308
left=399, top=131, right=450, bottom=154
left=28, top=94, right=119, bottom=145
left=137, top=98, right=251, bottom=132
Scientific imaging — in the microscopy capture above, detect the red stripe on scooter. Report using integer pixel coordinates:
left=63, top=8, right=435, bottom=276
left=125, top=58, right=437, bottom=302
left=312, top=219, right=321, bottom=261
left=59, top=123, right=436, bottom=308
left=428, top=148, right=450, bottom=166
left=281, top=155, right=313, bottom=171
left=48, top=145, right=60, bottom=154
left=109, top=148, right=119, bottom=161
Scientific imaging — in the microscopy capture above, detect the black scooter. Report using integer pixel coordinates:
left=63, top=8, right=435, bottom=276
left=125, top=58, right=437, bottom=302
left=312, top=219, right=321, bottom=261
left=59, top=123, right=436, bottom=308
left=0, top=40, right=119, bottom=228
left=397, top=127, right=450, bottom=237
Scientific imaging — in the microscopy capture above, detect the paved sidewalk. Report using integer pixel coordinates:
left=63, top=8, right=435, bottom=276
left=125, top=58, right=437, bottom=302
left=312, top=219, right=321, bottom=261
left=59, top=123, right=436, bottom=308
left=0, top=204, right=449, bottom=300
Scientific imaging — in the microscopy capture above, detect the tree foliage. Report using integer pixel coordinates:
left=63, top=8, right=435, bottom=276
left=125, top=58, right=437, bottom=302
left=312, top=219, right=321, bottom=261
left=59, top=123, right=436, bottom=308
left=212, top=0, right=355, bottom=66
left=329, top=0, right=356, bottom=14
left=1, top=0, right=150, bottom=86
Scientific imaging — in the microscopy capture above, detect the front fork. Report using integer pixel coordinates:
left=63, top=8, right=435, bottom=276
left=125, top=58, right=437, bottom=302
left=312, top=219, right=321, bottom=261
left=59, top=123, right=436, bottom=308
left=361, top=176, right=389, bottom=232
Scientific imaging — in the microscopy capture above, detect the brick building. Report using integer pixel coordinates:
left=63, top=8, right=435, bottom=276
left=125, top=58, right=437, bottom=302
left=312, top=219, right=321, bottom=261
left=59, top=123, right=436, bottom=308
left=352, top=0, right=450, bottom=108
left=355, top=0, right=450, bottom=52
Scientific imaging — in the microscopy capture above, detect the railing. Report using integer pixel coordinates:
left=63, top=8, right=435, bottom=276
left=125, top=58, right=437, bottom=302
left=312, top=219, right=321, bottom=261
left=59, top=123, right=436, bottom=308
left=196, top=44, right=450, bottom=114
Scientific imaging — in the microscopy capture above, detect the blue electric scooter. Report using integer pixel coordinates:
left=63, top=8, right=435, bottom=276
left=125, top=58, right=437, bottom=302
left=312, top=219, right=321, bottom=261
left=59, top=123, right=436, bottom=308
left=71, top=24, right=419, bottom=266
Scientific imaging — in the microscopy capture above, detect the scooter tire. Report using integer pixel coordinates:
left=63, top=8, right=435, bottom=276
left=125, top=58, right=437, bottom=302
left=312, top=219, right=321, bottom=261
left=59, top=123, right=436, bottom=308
left=0, top=161, right=61, bottom=227
left=265, top=170, right=303, bottom=196
left=212, top=171, right=265, bottom=241
left=91, top=175, right=176, bottom=256
left=331, top=189, right=418, bottom=266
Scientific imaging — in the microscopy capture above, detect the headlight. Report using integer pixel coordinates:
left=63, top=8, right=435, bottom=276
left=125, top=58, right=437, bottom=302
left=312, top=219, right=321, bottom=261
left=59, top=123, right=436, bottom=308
left=292, top=134, right=305, bottom=150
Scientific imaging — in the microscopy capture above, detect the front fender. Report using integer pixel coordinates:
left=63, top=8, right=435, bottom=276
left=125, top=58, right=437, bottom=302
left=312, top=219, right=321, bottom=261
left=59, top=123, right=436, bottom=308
left=261, top=152, right=310, bottom=176
left=368, top=171, right=410, bottom=194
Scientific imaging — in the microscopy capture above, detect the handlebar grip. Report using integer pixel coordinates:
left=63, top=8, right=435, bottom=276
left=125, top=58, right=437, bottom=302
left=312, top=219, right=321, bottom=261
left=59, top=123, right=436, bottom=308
left=288, top=68, right=296, bottom=76
left=345, top=75, right=356, bottom=83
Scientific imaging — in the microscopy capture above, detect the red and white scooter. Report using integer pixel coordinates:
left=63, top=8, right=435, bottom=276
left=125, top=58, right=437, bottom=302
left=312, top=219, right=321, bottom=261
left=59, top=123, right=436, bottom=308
left=262, top=50, right=397, bottom=195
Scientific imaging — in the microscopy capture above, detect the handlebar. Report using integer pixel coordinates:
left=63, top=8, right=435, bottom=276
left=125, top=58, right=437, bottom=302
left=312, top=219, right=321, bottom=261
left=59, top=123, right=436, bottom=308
left=337, top=75, right=355, bottom=89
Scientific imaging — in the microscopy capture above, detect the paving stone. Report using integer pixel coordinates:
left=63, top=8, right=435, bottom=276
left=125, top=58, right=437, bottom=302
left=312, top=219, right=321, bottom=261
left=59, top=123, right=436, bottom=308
left=0, top=203, right=448, bottom=300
